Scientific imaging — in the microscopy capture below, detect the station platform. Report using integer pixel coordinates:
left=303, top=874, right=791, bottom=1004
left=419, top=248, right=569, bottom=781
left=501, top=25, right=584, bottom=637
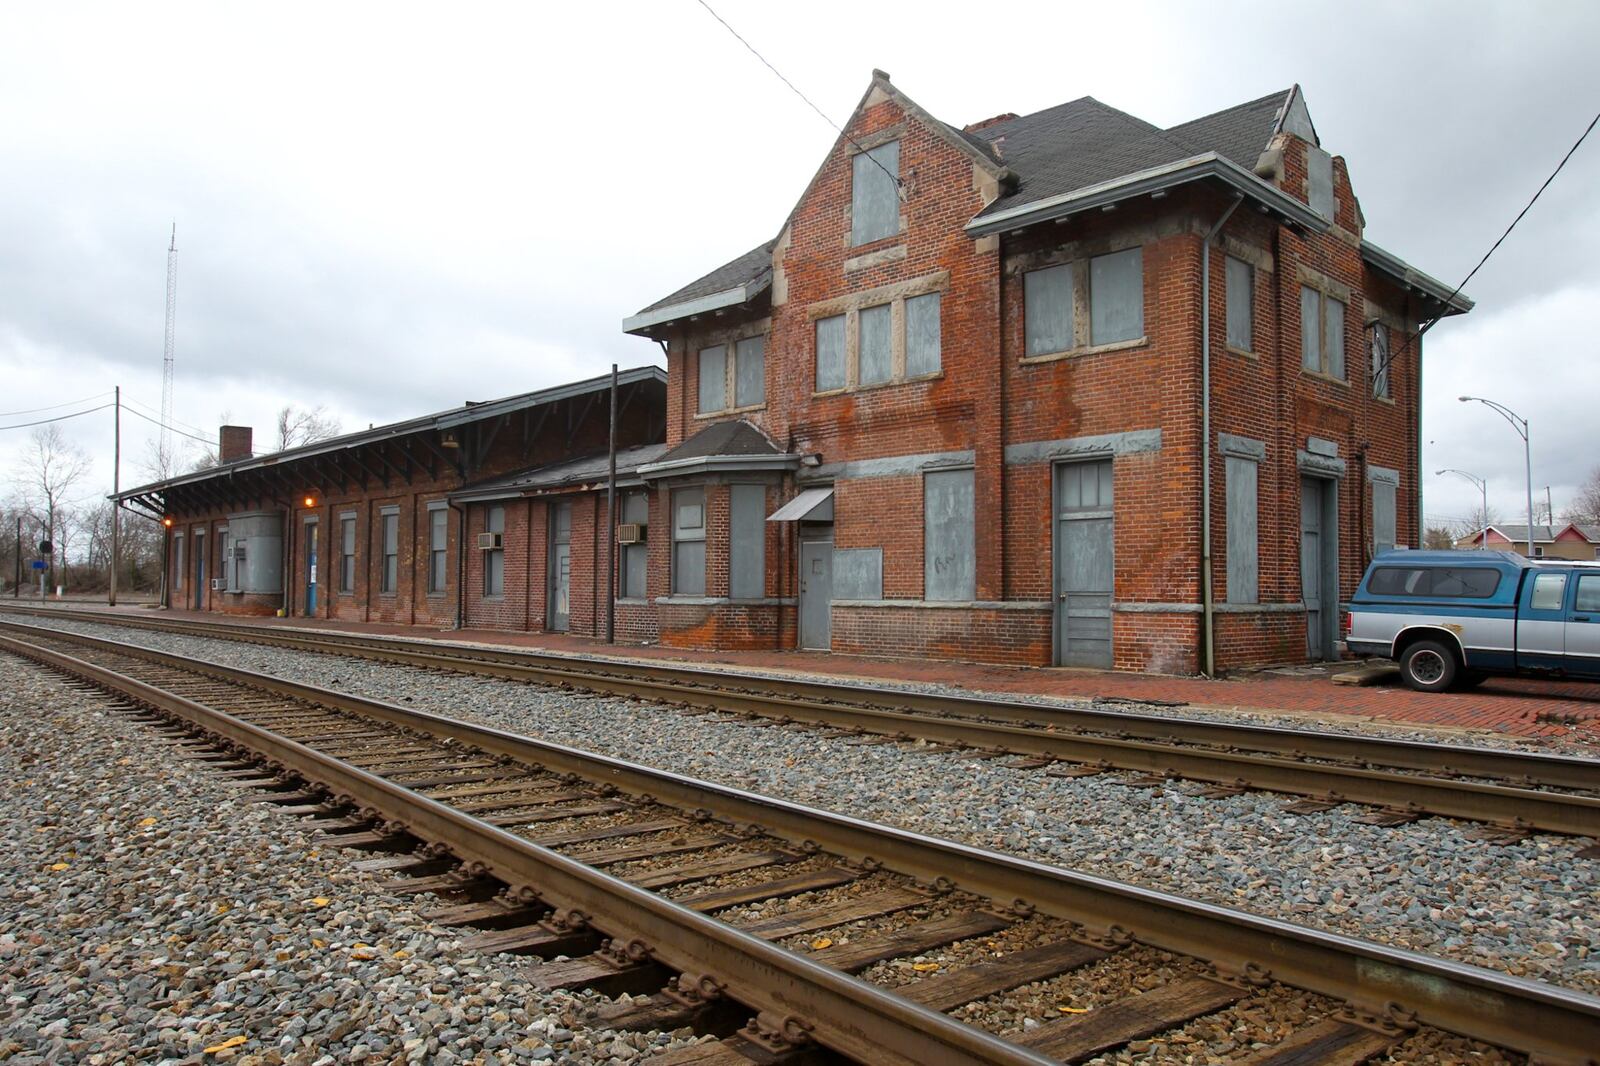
left=22, top=602, right=1600, bottom=746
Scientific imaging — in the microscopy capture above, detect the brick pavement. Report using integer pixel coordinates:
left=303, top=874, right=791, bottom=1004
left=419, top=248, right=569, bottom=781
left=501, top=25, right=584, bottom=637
left=34, top=603, right=1600, bottom=745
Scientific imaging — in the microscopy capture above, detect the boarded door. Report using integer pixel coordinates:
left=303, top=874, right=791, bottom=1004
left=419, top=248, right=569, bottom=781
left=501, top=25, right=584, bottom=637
left=799, top=538, right=833, bottom=651
left=549, top=501, right=571, bottom=632
left=304, top=520, right=319, bottom=616
left=1300, top=477, right=1338, bottom=660
left=194, top=532, right=206, bottom=609
left=1054, top=461, right=1114, bottom=668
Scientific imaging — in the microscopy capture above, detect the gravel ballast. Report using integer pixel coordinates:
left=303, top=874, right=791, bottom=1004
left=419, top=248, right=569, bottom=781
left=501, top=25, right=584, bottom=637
left=0, top=656, right=702, bottom=1065
left=13, top=616, right=1600, bottom=997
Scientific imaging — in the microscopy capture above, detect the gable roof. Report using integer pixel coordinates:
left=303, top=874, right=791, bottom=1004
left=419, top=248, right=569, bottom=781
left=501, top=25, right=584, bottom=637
left=622, top=240, right=777, bottom=335
left=638, top=419, right=799, bottom=479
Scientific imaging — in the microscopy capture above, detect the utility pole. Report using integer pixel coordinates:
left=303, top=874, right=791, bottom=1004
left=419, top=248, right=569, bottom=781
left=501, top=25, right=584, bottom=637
left=161, top=224, right=178, bottom=474
left=12, top=515, right=19, bottom=598
left=110, top=386, right=121, bottom=606
left=605, top=364, right=618, bottom=644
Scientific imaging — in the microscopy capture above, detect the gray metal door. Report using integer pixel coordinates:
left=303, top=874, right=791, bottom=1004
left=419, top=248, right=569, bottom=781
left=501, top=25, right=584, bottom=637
left=1054, top=460, right=1114, bottom=668
left=1300, top=477, right=1337, bottom=660
left=799, top=538, right=833, bottom=651
left=549, top=501, right=571, bottom=632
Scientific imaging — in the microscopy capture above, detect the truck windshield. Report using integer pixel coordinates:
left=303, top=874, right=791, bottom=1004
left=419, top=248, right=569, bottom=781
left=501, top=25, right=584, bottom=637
left=1368, top=566, right=1500, bottom=598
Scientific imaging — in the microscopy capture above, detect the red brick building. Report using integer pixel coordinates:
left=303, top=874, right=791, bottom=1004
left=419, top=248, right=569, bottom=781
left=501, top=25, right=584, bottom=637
left=118, top=369, right=666, bottom=626
left=619, top=75, right=1470, bottom=672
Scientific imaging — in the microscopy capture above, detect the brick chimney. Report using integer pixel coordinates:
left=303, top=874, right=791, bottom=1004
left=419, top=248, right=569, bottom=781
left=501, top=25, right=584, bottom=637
left=219, top=425, right=253, bottom=463
left=963, top=113, right=1018, bottom=134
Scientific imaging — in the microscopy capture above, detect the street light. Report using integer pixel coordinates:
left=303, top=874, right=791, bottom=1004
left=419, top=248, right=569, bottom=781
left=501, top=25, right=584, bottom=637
left=1435, top=468, right=1488, bottom=546
left=1459, top=396, right=1534, bottom=557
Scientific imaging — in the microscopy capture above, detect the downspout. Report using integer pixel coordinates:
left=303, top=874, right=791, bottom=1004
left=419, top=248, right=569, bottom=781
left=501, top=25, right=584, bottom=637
left=1200, top=193, right=1243, bottom=678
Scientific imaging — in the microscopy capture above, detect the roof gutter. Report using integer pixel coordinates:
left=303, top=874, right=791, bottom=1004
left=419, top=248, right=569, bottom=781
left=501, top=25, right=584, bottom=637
left=622, top=277, right=773, bottom=335
left=964, top=153, right=1330, bottom=238
left=637, top=453, right=801, bottom=480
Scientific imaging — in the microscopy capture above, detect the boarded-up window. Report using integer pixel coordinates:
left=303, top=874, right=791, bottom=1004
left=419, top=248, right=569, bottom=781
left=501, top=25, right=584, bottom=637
left=1225, top=256, right=1253, bottom=351
left=672, top=488, right=705, bottom=596
left=339, top=516, right=356, bottom=592
left=1225, top=457, right=1259, bottom=604
left=1024, top=263, right=1073, bottom=356
left=620, top=491, right=649, bottom=599
left=1369, top=324, right=1390, bottom=398
left=850, top=140, right=899, bottom=246
left=1300, top=286, right=1321, bottom=372
left=1324, top=297, right=1345, bottom=380
left=380, top=510, right=399, bottom=594
left=729, top=484, right=765, bottom=599
left=815, top=315, right=846, bottom=391
left=734, top=336, right=765, bottom=407
left=905, top=291, right=941, bottom=377
left=859, top=303, right=892, bottom=385
left=428, top=506, right=447, bottom=594
left=697, top=345, right=727, bottom=414
left=174, top=534, right=184, bottom=590
left=1090, top=247, right=1143, bottom=345
left=1307, top=146, right=1335, bottom=219
left=1373, top=480, right=1397, bottom=555
left=924, top=468, right=975, bottom=602
left=833, top=548, right=883, bottom=600
left=485, top=505, right=505, bottom=597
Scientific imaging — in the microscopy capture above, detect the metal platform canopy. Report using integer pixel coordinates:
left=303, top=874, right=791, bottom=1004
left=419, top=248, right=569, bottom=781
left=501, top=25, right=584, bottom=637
left=768, top=487, right=834, bottom=523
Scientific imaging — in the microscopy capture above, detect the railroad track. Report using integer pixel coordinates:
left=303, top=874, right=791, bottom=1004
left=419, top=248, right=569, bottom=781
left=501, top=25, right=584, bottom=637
left=5, top=606, right=1599, bottom=841
left=4, top=626, right=1598, bottom=1064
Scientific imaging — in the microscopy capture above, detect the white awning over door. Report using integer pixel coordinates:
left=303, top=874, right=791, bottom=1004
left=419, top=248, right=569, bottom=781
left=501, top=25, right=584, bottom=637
left=767, top=487, right=834, bottom=522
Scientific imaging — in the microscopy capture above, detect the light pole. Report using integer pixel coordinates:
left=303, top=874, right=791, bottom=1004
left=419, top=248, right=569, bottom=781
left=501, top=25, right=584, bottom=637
left=1435, top=468, right=1488, bottom=546
left=1459, top=396, right=1533, bottom=557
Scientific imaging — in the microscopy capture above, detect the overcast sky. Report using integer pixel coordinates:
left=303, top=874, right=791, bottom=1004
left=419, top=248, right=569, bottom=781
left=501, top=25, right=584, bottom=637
left=3, top=1, right=1597, bottom=534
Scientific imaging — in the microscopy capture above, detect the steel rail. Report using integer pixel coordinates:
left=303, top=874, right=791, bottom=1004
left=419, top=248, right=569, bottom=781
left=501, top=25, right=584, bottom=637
left=5, top=627, right=1598, bottom=1063
left=6, top=616, right=1598, bottom=837
left=0, top=631, right=1054, bottom=1066
left=5, top=604, right=1595, bottom=791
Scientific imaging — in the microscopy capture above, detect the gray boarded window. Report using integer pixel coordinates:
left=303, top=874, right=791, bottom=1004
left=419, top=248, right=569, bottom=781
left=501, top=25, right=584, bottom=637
left=859, top=303, right=892, bottom=385
left=1089, top=247, right=1143, bottom=345
left=672, top=487, right=706, bottom=596
left=1373, top=480, right=1397, bottom=555
left=815, top=314, right=846, bottom=391
left=698, top=345, right=727, bottom=413
left=381, top=511, right=399, bottom=593
left=620, top=491, right=649, bottom=599
left=1225, top=256, right=1253, bottom=351
left=850, top=140, right=899, bottom=246
left=734, top=336, right=765, bottom=407
left=1225, top=457, right=1259, bottom=604
left=485, top=504, right=505, bottom=597
left=1307, top=146, right=1335, bottom=219
left=905, top=291, right=941, bottom=377
left=174, top=534, right=184, bottom=590
left=833, top=548, right=883, bottom=600
left=924, top=468, right=975, bottom=602
left=428, top=506, right=447, bottom=593
left=1024, top=263, right=1073, bottom=356
left=1370, top=324, right=1390, bottom=399
left=1300, top=286, right=1320, bottom=372
left=729, top=484, right=765, bottom=599
left=1324, top=297, right=1345, bottom=380
left=340, top=516, right=356, bottom=592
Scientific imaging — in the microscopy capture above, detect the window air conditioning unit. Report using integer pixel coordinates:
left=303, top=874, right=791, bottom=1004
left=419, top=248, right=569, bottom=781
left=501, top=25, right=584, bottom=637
left=617, top=523, right=647, bottom=545
left=210, top=578, right=226, bottom=591
left=477, top=532, right=504, bottom=550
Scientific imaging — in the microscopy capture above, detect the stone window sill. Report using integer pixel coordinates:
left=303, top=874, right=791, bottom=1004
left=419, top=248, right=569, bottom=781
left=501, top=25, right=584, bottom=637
left=812, top=371, right=942, bottom=399
left=1300, top=368, right=1351, bottom=388
left=1225, top=344, right=1257, bottom=360
left=693, top=402, right=766, bottom=421
left=1020, top=336, right=1149, bottom=365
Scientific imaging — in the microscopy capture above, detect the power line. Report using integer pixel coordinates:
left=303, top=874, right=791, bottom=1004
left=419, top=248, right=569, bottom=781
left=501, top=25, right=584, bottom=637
left=121, top=392, right=211, bottom=437
left=121, top=404, right=216, bottom=446
left=1376, top=106, right=1600, bottom=382
left=0, top=403, right=115, bottom=431
left=689, top=0, right=902, bottom=192
left=0, top=392, right=114, bottom=417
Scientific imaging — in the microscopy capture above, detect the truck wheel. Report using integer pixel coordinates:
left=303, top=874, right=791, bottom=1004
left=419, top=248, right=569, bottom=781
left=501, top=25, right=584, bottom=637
left=1400, top=640, right=1459, bottom=693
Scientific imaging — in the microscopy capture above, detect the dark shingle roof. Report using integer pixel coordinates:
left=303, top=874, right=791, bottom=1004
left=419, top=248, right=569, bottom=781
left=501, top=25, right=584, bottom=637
left=1164, top=90, right=1289, bottom=172
left=451, top=444, right=670, bottom=501
left=657, top=420, right=783, bottom=464
left=637, top=240, right=775, bottom=315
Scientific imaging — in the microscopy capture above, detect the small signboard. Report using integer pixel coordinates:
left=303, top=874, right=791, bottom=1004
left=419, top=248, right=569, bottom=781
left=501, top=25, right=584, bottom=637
left=30, top=560, right=46, bottom=570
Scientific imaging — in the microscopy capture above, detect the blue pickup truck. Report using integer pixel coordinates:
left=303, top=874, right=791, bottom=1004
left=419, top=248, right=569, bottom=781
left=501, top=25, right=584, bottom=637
left=1345, top=550, right=1600, bottom=692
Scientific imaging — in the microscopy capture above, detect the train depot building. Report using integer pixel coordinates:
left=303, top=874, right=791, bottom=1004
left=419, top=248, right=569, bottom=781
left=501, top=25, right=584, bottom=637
left=118, top=76, right=1469, bottom=675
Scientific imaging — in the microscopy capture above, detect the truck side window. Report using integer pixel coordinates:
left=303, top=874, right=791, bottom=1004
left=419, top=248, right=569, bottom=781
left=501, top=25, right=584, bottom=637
left=1575, top=574, right=1600, bottom=613
left=1369, top=566, right=1499, bottom=598
left=1530, top=572, right=1568, bottom=611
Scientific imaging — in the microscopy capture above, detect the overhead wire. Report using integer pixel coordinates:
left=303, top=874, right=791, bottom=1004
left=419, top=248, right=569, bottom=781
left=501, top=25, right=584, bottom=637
left=0, top=392, right=114, bottom=418
left=121, top=405, right=217, bottom=446
left=689, top=0, right=903, bottom=192
left=0, top=403, right=116, bottom=431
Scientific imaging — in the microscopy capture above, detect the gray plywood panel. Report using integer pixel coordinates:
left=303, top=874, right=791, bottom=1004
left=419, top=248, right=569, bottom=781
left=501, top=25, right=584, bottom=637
left=833, top=548, right=883, bottom=600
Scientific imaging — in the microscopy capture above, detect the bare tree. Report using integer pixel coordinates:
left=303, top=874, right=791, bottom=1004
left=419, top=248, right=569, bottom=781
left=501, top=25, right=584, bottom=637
left=12, top=425, right=91, bottom=590
left=1423, top=526, right=1456, bottom=550
left=1563, top=466, right=1600, bottom=526
left=275, top=405, right=342, bottom=452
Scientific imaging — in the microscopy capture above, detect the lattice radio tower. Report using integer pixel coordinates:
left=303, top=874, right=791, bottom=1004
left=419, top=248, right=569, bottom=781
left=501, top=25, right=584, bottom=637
left=160, top=223, right=177, bottom=471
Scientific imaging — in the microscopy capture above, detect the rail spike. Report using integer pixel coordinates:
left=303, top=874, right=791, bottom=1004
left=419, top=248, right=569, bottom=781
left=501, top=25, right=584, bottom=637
left=662, top=973, right=725, bottom=1007
left=741, top=1011, right=814, bottom=1052
left=597, top=937, right=653, bottom=967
